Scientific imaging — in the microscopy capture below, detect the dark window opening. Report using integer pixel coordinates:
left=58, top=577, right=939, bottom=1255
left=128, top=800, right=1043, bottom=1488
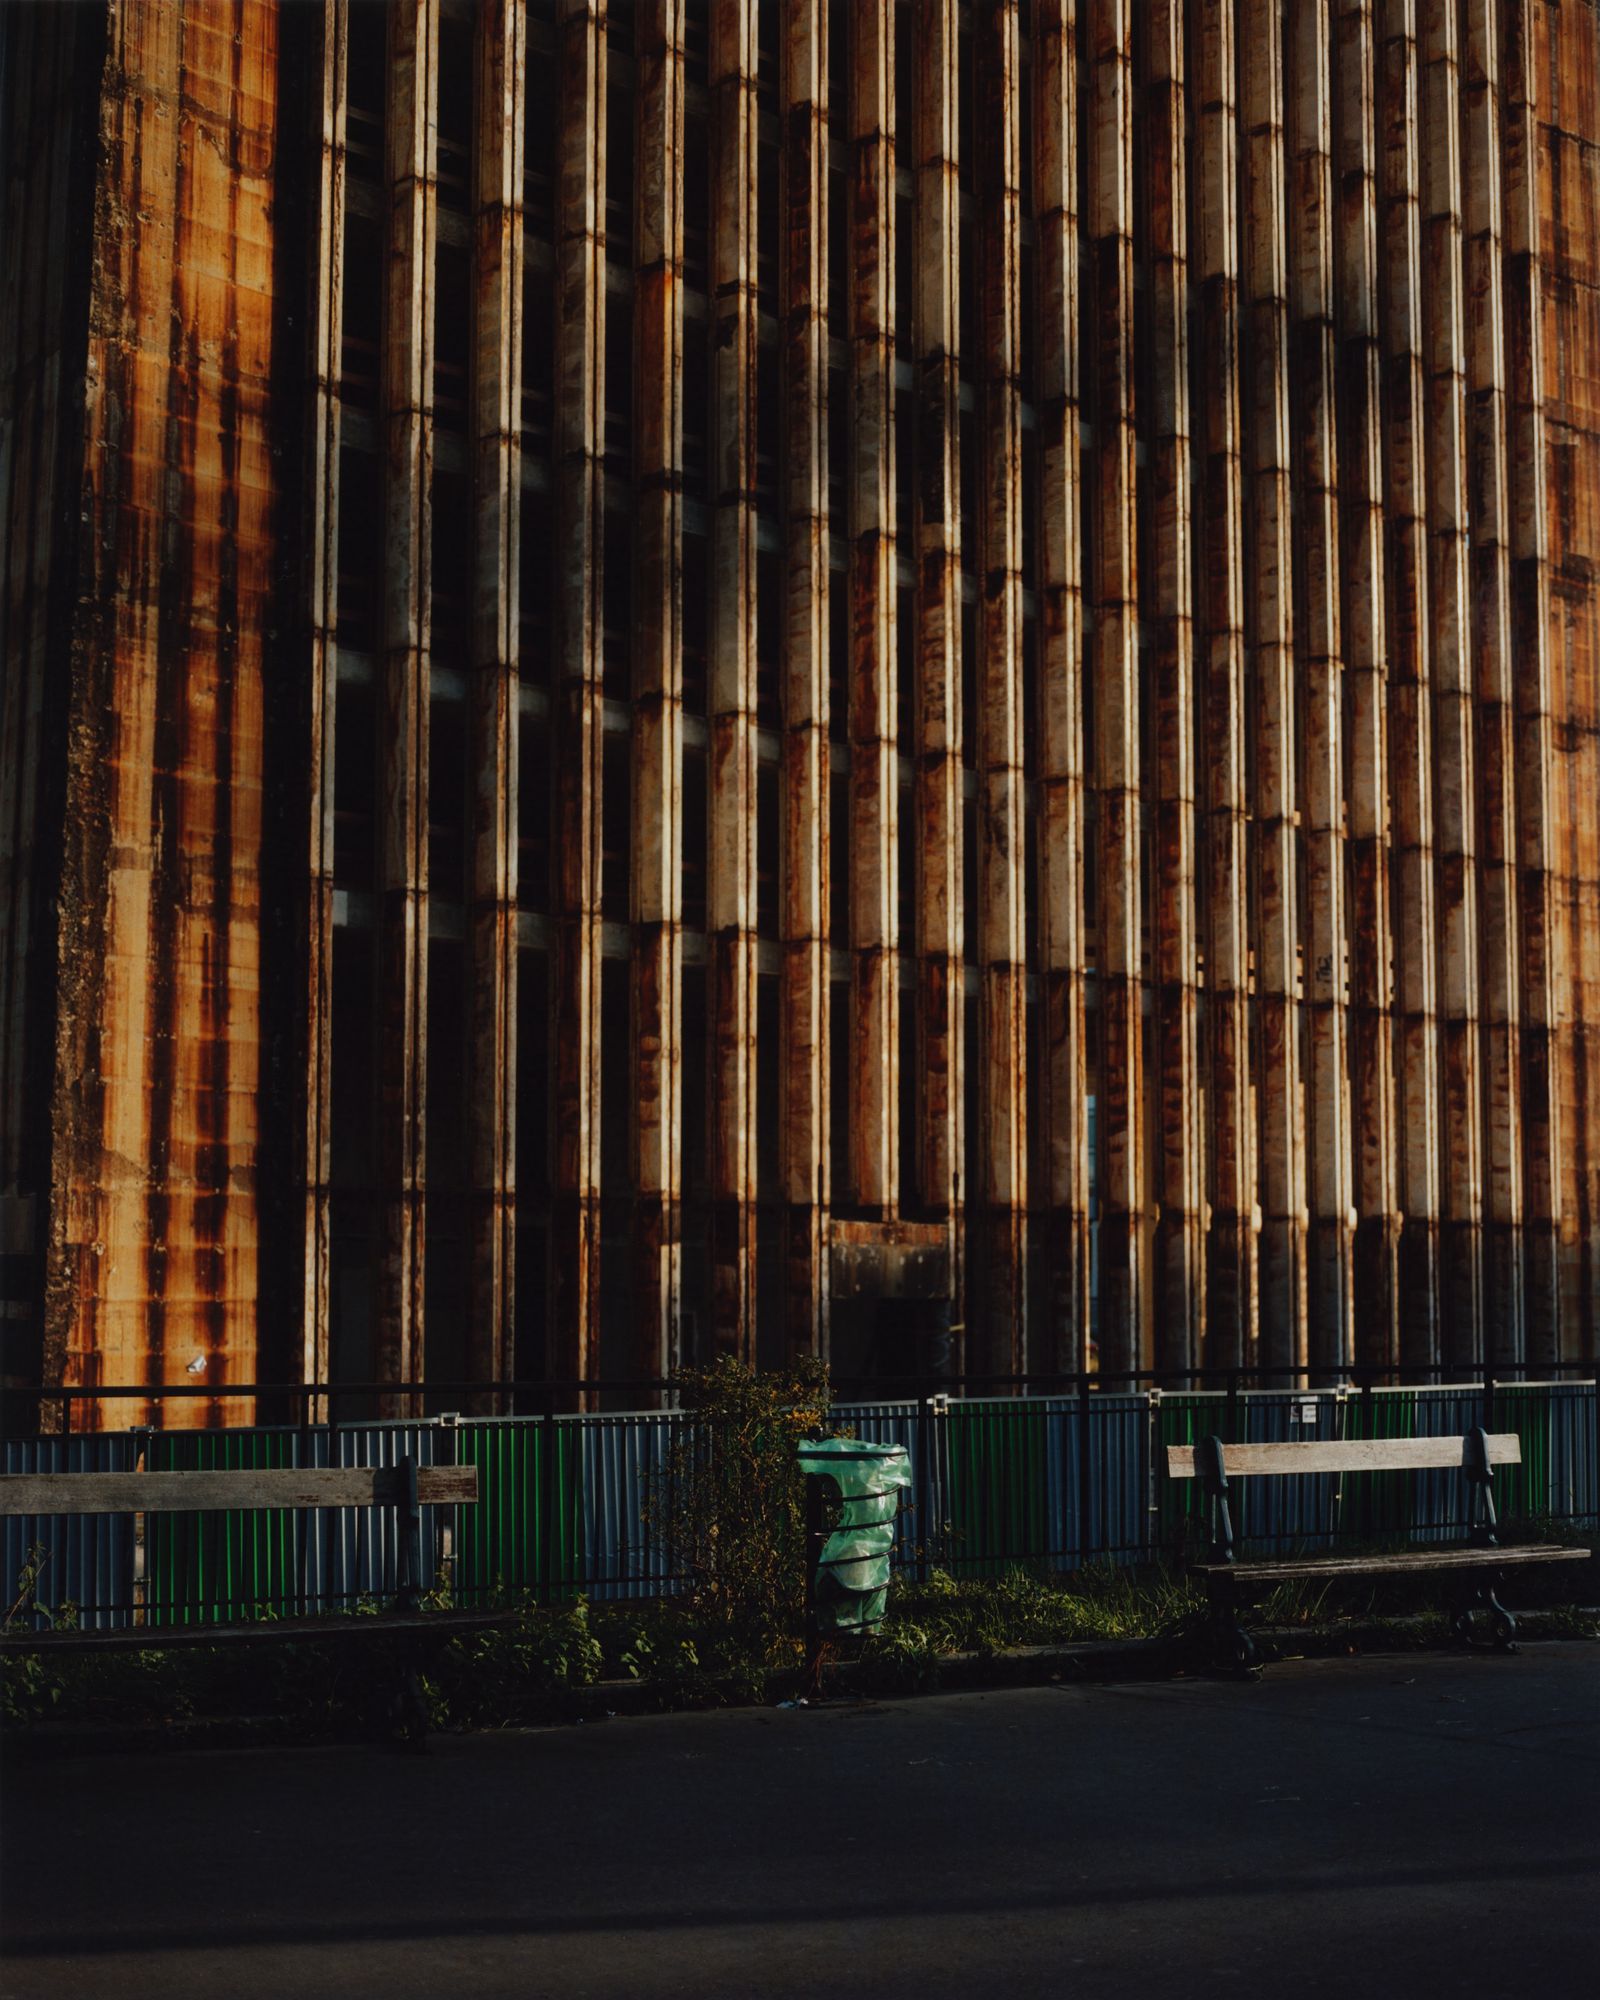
left=521, top=262, right=555, bottom=457
left=830, top=768, right=850, bottom=946
left=895, top=190, right=914, bottom=360
left=603, top=508, right=633, bottom=695
left=756, top=547, right=781, bottom=727
left=523, top=14, right=558, bottom=237
left=346, top=1, right=387, bottom=186
left=330, top=924, right=376, bottom=1190
left=757, top=761, right=779, bottom=937
left=601, top=955, right=633, bottom=1192
left=602, top=730, right=632, bottom=920
left=757, top=132, right=779, bottom=309
left=756, top=334, right=780, bottom=507
left=428, top=695, right=468, bottom=903
left=434, top=242, right=471, bottom=433
left=895, top=368, right=915, bottom=542
left=340, top=210, right=382, bottom=414
left=683, top=532, right=709, bottom=716
left=829, top=976, right=851, bottom=1203
left=605, top=291, right=633, bottom=471
left=683, top=962, right=708, bottom=1193
left=898, top=776, right=915, bottom=958
left=684, top=0, right=710, bottom=90
left=427, top=937, right=467, bottom=1191
left=898, top=980, right=918, bottom=1213
left=958, top=404, right=977, bottom=571
left=960, top=600, right=977, bottom=770
left=436, top=11, right=473, bottom=212
left=684, top=314, right=710, bottom=502
left=336, top=448, right=382, bottom=651
left=962, top=794, right=978, bottom=963
left=827, top=160, right=847, bottom=331
left=517, top=712, right=551, bottom=913
left=685, top=107, right=710, bottom=291
left=432, top=469, right=470, bottom=669
left=1022, top=610, right=1039, bottom=781
left=896, top=586, right=915, bottom=751
left=827, top=364, right=848, bottom=520
left=333, top=678, right=376, bottom=892
left=757, top=971, right=780, bottom=1198
left=828, top=577, right=848, bottom=743
left=516, top=947, right=551, bottom=1200
left=828, top=0, right=849, bottom=152
left=682, top=747, right=708, bottom=930
left=518, top=488, right=553, bottom=685
left=606, top=68, right=635, bottom=266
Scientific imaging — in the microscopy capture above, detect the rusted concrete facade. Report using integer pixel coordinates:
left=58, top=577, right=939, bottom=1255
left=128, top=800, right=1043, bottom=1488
left=2, top=0, right=1597, bottom=1425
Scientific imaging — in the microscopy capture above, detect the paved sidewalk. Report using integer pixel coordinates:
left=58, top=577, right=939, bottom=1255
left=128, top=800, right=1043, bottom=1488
left=3, top=1645, right=1597, bottom=1999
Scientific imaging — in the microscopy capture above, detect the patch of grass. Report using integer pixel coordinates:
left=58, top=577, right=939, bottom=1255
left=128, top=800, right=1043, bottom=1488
left=879, top=1564, right=1204, bottom=1657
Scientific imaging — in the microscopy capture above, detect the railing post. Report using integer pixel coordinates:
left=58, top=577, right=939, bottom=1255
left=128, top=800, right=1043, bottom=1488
left=395, top=1452, right=422, bottom=1612
left=803, top=1471, right=824, bottom=1684
left=540, top=1386, right=556, bottom=1608
left=917, top=1393, right=931, bottom=1583
left=1077, top=1369, right=1094, bottom=1565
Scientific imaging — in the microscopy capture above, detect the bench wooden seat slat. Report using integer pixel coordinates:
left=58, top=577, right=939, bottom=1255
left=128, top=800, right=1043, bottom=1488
left=1166, top=1435, right=1521, bottom=1479
left=1198, top=1544, right=1587, bottom=1582
left=0, top=1607, right=512, bottom=1654
left=0, top=1466, right=478, bottom=1517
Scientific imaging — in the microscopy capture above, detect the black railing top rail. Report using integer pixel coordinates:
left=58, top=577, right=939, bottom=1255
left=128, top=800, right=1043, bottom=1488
left=6, top=1360, right=1597, bottom=1401
left=5, top=1359, right=1596, bottom=1442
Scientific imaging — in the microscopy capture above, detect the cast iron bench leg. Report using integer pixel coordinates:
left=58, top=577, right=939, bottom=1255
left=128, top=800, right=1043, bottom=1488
left=1208, top=1572, right=1260, bottom=1677
left=1450, top=1573, right=1518, bottom=1654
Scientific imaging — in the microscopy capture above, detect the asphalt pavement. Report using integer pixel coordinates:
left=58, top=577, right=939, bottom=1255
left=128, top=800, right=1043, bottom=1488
left=3, top=1644, right=1596, bottom=1999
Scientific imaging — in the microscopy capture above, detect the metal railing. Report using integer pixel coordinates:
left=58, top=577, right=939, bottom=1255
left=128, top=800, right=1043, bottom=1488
left=4, top=1367, right=1594, bottom=1630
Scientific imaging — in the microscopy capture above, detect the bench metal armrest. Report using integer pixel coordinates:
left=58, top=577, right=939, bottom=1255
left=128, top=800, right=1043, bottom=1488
left=1194, top=1436, right=1235, bottom=1566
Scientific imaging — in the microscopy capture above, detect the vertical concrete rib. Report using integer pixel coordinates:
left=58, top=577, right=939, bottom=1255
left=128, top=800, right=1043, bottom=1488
left=847, top=0, right=899, bottom=1220
left=378, top=0, right=438, bottom=1399
left=467, top=0, right=525, bottom=1397
left=1144, top=6, right=1203, bottom=1376
left=1287, top=0, right=1355, bottom=1373
left=976, top=0, right=1027, bottom=1376
left=1377, top=0, right=1442, bottom=1370
left=1419, top=0, right=1485, bottom=1366
left=1501, top=0, right=1563, bottom=1365
left=1086, top=0, right=1143, bottom=1377
left=780, top=0, right=829, bottom=1361
left=1035, top=0, right=1092, bottom=1371
left=1, top=7, right=81, bottom=1404
left=634, top=0, right=685, bottom=1383
left=913, top=0, right=963, bottom=1315
left=1460, top=0, right=1524, bottom=1363
left=709, top=0, right=759, bottom=1356
left=1192, top=0, right=1254, bottom=1371
left=552, top=0, right=606, bottom=1388
left=303, top=0, right=347, bottom=1396
left=1242, top=0, right=1306, bottom=1379
left=1335, top=0, right=1400, bottom=1371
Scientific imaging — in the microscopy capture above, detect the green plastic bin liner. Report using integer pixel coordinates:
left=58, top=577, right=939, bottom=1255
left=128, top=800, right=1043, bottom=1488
left=798, top=1438, right=912, bottom=1635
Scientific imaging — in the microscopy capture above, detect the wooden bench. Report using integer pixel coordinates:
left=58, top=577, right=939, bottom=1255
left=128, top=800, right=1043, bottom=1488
left=0, top=1457, right=491, bottom=1739
left=1166, top=1428, right=1591, bottom=1675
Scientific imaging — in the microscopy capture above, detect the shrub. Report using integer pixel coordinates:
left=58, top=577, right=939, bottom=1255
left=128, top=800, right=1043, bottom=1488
left=645, top=1355, right=834, bottom=1669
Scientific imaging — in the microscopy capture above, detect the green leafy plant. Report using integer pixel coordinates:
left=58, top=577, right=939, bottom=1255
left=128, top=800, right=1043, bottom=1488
left=644, top=1355, right=834, bottom=1669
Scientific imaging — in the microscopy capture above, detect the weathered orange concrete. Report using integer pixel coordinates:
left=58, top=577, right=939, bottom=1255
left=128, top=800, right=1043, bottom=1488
left=45, top=0, right=277, bottom=1427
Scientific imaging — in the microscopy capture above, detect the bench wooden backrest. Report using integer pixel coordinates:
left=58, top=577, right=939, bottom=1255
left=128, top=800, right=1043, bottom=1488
left=1166, top=1434, right=1520, bottom=1480
left=0, top=1465, right=479, bottom=1518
